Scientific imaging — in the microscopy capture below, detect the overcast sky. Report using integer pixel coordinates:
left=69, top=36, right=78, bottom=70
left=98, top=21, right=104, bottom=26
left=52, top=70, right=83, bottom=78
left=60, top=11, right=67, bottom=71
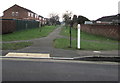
left=1, top=0, right=119, bottom=21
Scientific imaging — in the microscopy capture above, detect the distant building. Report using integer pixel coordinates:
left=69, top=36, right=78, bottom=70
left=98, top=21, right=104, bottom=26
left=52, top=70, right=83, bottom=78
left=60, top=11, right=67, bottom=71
left=84, top=21, right=93, bottom=24
left=112, top=19, right=120, bottom=25
left=2, top=4, right=41, bottom=21
left=96, top=21, right=113, bottom=25
left=95, top=14, right=119, bottom=25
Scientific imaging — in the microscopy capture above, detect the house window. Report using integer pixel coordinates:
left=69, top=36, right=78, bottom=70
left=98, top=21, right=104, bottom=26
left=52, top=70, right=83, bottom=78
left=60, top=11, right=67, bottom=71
left=39, top=17, right=41, bottom=20
left=36, top=15, right=37, bottom=18
left=12, top=12, right=15, bottom=16
left=31, top=13, right=33, bottom=17
left=36, top=15, right=38, bottom=19
left=35, top=14, right=37, bottom=18
left=28, top=12, right=31, bottom=17
left=12, top=12, right=19, bottom=16
left=16, top=12, right=19, bottom=16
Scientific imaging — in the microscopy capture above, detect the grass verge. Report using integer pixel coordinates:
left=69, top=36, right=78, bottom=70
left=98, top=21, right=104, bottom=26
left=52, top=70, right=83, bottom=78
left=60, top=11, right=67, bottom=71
left=54, top=38, right=119, bottom=50
left=60, top=27, right=119, bottom=43
left=2, top=25, right=56, bottom=41
left=2, top=42, right=33, bottom=50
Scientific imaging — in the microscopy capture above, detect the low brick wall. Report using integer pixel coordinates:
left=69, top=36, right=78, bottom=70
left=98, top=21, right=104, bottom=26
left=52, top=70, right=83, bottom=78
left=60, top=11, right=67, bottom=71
left=81, top=24, right=120, bottom=40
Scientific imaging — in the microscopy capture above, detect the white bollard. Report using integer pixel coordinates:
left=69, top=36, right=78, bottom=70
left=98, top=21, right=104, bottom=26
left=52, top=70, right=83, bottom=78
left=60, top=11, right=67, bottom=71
left=77, top=24, right=81, bottom=49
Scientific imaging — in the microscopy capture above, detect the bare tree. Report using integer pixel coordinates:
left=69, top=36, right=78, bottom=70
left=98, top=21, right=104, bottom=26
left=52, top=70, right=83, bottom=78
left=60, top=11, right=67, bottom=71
left=49, top=13, right=60, bottom=25
left=62, top=11, right=72, bottom=27
left=72, top=15, right=78, bottom=28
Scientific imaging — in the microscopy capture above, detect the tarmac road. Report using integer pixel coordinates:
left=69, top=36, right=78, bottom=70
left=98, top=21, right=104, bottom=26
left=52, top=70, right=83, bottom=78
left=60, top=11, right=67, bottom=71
left=2, top=58, right=118, bottom=81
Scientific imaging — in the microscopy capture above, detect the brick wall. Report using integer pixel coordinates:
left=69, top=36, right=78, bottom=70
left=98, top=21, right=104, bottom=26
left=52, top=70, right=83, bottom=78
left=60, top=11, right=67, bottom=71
left=81, top=24, right=120, bottom=40
left=2, top=19, right=15, bottom=34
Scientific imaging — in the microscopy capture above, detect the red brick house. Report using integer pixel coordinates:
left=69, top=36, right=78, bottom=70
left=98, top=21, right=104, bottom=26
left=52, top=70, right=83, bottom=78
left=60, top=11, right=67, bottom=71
left=2, top=4, right=40, bottom=21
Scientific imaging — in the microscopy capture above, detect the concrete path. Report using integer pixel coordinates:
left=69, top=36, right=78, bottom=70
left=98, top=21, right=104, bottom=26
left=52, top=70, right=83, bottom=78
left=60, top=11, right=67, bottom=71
left=2, top=25, right=119, bottom=57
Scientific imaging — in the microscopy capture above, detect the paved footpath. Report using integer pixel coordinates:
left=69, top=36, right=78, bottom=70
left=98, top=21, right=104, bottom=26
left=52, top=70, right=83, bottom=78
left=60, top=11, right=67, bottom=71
left=2, top=26, right=119, bottom=57
left=2, top=26, right=80, bottom=57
